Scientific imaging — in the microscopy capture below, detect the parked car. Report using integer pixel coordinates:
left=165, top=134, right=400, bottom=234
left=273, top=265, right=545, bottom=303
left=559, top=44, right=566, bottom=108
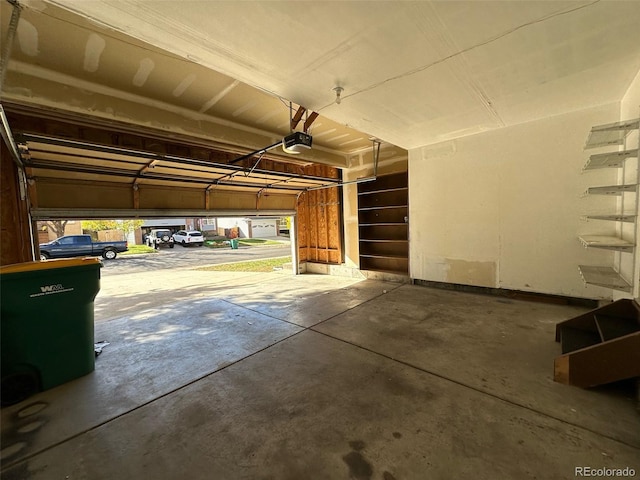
left=173, top=230, right=204, bottom=247
left=146, top=229, right=175, bottom=249
left=39, top=234, right=128, bottom=260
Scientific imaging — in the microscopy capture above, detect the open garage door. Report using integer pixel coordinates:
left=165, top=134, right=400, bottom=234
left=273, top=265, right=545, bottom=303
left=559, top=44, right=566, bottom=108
left=8, top=127, right=344, bottom=268
left=18, top=133, right=341, bottom=220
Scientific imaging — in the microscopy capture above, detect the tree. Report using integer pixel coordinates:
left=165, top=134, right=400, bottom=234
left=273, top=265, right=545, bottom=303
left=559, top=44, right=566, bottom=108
left=45, top=220, right=68, bottom=238
left=118, top=219, right=145, bottom=233
left=81, top=219, right=144, bottom=232
left=81, top=220, right=118, bottom=231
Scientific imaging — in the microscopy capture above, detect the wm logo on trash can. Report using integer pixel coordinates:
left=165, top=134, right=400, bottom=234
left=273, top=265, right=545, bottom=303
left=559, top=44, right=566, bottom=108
left=30, top=284, right=75, bottom=297
left=41, top=284, right=64, bottom=293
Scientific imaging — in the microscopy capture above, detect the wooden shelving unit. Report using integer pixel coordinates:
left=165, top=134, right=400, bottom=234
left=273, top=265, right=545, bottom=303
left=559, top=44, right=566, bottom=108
left=357, top=171, right=408, bottom=274
left=554, top=299, right=640, bottom=387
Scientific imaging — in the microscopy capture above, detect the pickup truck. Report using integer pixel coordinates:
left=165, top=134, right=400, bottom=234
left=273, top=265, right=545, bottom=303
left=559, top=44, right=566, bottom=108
left=39, top=235, right=128, bottom=260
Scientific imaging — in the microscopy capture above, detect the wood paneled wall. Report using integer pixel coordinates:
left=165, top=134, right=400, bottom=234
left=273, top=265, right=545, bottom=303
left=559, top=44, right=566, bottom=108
left=297, top=165, right=342, bottom=265
left=1, top=142, right=34, bottom=265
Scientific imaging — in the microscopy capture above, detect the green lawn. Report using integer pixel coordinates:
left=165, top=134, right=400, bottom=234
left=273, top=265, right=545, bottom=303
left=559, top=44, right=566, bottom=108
left=237, top=238, right=284, bottom=246
left=204, top=238, right=286, bottom=248
left=204, top=240, right=230, bottom=248
left=121, top=245, right=157, bottom=255
left=124, top=239, right=287, bottom=254
left=196, top=256, right=291, bottom=272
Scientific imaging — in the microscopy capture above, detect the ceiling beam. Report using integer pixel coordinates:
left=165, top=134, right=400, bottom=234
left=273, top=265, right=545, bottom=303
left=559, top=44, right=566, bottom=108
left=290, top=106, right=306, bottom=131
left=304, top=112, right=319, bottom=133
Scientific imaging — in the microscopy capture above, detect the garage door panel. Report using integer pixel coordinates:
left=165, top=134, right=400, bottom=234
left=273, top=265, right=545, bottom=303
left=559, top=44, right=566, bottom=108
left=36, top=179, right=134, bottom=209
left=29, top=150, right=146, bottom=171
left=31, top=176, right=299, bottom=212
left=17, top=133, right=342, bottom=257
left=254, top=193, right=297, bottom=211
left=138, top=186, right=205, bottom=210
left=29, top=168, right=135, bottom=183
left=209, top=191, right=296, bottom=211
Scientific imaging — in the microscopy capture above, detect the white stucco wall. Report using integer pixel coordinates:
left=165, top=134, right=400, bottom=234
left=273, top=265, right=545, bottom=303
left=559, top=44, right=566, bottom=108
left=408, top=103, right=624, bottom=299
left=619, top=70, right=640, bottom=299
left=621, top=70, right=640, bottom=120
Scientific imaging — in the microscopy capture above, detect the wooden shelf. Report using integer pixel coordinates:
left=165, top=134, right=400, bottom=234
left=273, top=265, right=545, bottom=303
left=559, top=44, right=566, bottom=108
left=360, top=256, right=409, bottom=274
left=359, top=222, right=408, bottom=227
left=357, top=205, right=407, bottom=211
left=358, top=173, right=408, bottom=193
left=358, top=176, right=408, bottom=210
left=357, top=171, right=408, bottom=274
left=360, top=239, right=408, bottom=243
left=358, top=206, right=407, bottom=224
left=578, top=235, right=634, bottom=252
left=554, top=299, right=640, bottom=387
left=360, top=238, right=408, bottom=258
left=360, top=267, right=410, bottom=276
left=358, top=186, right=408, bottom=196
left=578, top=266, right=632, bottom=292
left=359, top=225, right=409, bottom=241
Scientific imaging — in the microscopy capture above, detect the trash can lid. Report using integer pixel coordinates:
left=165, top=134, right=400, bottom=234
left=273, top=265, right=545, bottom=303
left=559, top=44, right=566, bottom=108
left=0, top=257, right=102, bottom=274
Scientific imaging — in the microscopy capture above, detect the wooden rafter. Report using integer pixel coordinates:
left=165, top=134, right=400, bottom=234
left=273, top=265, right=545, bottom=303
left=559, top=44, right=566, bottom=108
left=290, top=106, right=306, bottom=131
left=304, top=112, right=319, bottom=132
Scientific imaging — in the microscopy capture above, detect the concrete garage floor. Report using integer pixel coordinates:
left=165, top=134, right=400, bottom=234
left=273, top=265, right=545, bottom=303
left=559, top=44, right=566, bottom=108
left=1, top=270, right=639, bottom=479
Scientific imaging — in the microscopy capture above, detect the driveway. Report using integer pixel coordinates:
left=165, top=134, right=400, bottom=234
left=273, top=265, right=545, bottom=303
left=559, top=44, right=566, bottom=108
left=101, top=243, right=292, bottom=275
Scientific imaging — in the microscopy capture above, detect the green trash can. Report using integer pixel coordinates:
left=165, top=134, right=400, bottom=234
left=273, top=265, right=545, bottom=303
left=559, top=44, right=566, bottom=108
left=230, top=239, right=239, bottom=249
left=1, top=258, right=102, bottom=405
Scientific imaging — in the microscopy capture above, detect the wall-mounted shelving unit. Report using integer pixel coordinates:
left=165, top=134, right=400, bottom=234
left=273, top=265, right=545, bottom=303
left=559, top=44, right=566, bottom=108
left=357, top=171, right=408, bottom=275
left=578, top=118, right=639, bottom=293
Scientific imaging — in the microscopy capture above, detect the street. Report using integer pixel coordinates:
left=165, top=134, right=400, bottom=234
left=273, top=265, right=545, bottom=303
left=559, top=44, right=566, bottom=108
left=100, top=243, right=292, bottom=275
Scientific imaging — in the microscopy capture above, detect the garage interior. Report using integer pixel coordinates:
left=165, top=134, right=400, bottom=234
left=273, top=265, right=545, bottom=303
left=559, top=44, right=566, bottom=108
left=1, top=1, right=640, bottom=478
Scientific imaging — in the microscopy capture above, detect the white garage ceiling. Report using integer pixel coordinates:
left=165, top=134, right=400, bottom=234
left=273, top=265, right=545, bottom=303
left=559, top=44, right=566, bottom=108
left=3, top=0, right=640, bottom=157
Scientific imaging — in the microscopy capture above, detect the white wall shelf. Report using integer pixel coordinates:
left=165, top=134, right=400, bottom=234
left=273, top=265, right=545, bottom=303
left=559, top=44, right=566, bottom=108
left=582, top=149, right=638, bottom=170
left=579, top=118, right=639, bottom=293
left=583, top=214, right=637, bottom=223
left=578, top=265, right=632, bottom=293
left=578, top=235, right=634, bottom=252
left=584, top=119, right=640, bottom=148
left=584, top=184, right=637, bottom=196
